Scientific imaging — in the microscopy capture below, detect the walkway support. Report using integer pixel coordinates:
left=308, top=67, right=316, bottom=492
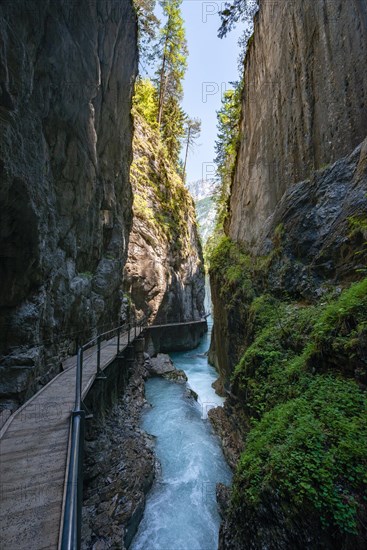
left=60, top=318, right=146, bottom=550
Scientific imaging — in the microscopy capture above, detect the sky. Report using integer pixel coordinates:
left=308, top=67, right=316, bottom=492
left=153, top=1, right=243, bottom=184
left=180, top=1, right=242, bottom=183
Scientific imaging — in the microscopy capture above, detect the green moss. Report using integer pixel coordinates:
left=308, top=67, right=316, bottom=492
left=348, top=215, right=367, bottom=234
left=209, top=236, right=255, bottom=306
left=232, top=286, right=367, bottom=534
left=313, top=278, right=367, bottom=340
left=234, top=376, right=367, bottom=534
left=213, top=236, right=367, bottom=537
left=79, top=271, right=93, bottom=279
left=130, top=111, right=197, bottom=259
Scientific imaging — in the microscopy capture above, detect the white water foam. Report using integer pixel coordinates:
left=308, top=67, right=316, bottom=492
left=131, top=328, right=232, bottom=550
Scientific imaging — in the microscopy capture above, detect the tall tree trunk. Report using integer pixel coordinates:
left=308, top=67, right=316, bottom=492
left=157, top=53, right=167, bottom=126
left=182, top=127, right=191, bottom=182
left=158, top=16, right=171, bottom=126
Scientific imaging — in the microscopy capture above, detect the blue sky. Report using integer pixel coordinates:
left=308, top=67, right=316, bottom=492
left=151, top=1, right=243, bottom=184
left=180, top=1, right=242, bottom=183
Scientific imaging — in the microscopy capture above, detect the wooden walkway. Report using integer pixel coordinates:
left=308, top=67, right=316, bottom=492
left=0, top=326, right=142, bottom=550
left=145, top=318, right=208, bottom=329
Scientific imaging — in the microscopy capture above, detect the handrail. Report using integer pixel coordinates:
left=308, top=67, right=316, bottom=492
left=60, top=315, right=147, bottom=550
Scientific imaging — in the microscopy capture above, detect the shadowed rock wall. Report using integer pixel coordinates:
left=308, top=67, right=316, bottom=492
left=0, top=0, right=138, bottom=413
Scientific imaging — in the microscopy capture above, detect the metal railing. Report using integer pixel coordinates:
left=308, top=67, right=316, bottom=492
left=60, top=316, right=147, bottom=550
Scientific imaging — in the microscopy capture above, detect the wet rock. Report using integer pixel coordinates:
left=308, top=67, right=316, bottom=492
left=216, top=483, right=230, bottom=519
left=208, top=402, right=247, bottom=471
left=149, top=353, right=175, bottom=375
left=0, top=0, right=138, bottom=410
left=162, top=369, right=187, bottom=383
left=148, top=353, right=188, bottom=384
left=81, top=360, right=155, bottom=550
left=185, top=387, right=198, bottom=400
left=212, top=378, right=226, bottom=397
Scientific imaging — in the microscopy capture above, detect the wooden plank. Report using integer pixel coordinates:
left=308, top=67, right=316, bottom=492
left=0, top=327, right=140, bottom=550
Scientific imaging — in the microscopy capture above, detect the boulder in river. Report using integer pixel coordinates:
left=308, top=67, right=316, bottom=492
left=149, top=353, right=188, bottom=383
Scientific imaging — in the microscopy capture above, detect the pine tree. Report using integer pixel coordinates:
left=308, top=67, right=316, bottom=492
left=218, top=0, right=259, bottom=66
left=134, top=0, right=159, bottom=70
left=155, top=0, right=188, bottom=126
left=161, top=96, right=186, bottom=166
left=182, top=118, right=201, bottom=183
left=214, top=83, right=242, bottom=229
left=218, top=0, right=258, bottom=38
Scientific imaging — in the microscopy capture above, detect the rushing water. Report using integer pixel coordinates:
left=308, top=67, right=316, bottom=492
left=131, top=325, right=232, bottom=550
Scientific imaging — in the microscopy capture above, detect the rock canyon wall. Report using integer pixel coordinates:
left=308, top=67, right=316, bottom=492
left=124, top=111, right=205, bottom=325
left=229, top=0, right=367, bottom=246
left=0, top=0, right=138, bottom=413
left=210, top=0, right=367, bottom=547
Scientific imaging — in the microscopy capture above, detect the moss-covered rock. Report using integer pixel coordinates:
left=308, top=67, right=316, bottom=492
left=124, top=108, right=205, bottom=324
left=209, top=236, right=367, bottom=547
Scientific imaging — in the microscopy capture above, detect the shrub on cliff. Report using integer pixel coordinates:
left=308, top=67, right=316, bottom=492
left=210, top=235, right=367, bottom=541
left=230, top=277, right=367, bottom=540
left=233, top=375, right=367, bottom=536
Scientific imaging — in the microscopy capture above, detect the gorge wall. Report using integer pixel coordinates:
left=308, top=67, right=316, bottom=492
left=124, top=110, right=205, bottom=325
left=210, top=0, right=367, bottom=547
left=212, top=0, right=367, bottom=392
left=229, top=0, right=367, bottom=246
left=0, top=0, right=138, bottom=415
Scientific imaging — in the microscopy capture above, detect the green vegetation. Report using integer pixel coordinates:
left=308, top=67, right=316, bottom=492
left=205, top=84, right=243, bottom=261
left=348, top=215, right=367, bottom=275
left=133, top=0, right=159, bottom=66
left=235, top=377, right=367, bottom=534
left=130, top=1, right=201, bottom=258
left=209, top=236, right=367, bottom=537
left=348, top=215, right=367, bottom=234
left=155, top=0, right=187, bottom=125
left=209, top=236, right=254, bottom=304
left=131, top=106, right=197, bottom=258
left=133, top=78, right=158, bottom=129
left=218, top=0, right=258, bottom=39
left=218, top=0, right=258, bottom=66
left=182, top=117, right=201, bottom=183
left=133, top=1, right=200, bottom=179
left=79, top=271, right=93, bottom=279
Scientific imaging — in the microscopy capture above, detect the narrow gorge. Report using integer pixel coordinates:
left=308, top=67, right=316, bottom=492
left=208, top=1, right=367, bottom=548
left=0, top=1, right=366, bottom=550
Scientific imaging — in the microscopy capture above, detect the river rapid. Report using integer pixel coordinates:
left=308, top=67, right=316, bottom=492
left=131, top=325, right=232, bottom=550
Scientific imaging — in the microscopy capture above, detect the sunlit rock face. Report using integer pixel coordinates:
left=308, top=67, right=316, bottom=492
left=210, top=139, right=367, bottom=391
left=0, top=0, right=138, bottom=412
left=124, top=113, right=206, bottom=325
left=209, top=1, right=367, bottom=547
left=229, top=0, right=367, bottom=247
left=211, top=0, right=367, bottom=385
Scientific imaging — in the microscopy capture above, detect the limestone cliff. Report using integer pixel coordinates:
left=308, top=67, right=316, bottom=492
left=229, top=0, right=367, bottom=246
left=124, top=111, right=205, bottom=324
left=211, top=139, right=367, bottom=389
left=209, top=0, right=367, bottom=547
left=0, top=0, right=137, bottom=414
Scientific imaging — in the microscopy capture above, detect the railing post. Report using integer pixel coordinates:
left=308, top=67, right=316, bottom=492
left=134, top=320, right=137, bottom=339
left=76, top=409, right=85, bottom=548
left=75, top=347, right=83, bottom=412
left=128, top=323, right=130, bottom=344
left=117, top=327, right=120, bottom=353
left=97, top=336, right=101, bottom=376
left=61, top=346, right=85, bottom=550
